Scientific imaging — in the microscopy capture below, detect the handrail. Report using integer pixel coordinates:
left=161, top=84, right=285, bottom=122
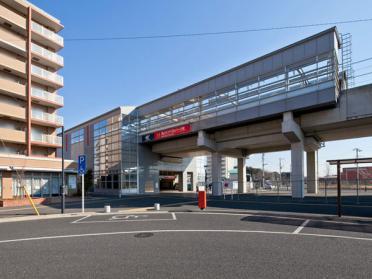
left=31, top=87, right=63, bottom=105
left=139, top=53, right=339, bottom=133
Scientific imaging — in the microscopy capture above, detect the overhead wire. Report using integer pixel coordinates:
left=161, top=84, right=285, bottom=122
left=64, top=18, right=372, bottom=42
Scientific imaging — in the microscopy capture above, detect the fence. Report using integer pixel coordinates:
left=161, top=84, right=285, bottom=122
left=202, top=178, right=372, bottom=204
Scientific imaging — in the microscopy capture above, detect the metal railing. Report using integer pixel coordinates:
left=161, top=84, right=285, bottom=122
left=31, top=87, right=63, bottom=106
left=31, top=110, right=63, bottom=125
left=31, top=134, right=62, bottom=145
left=31, top=21, right=64, bottom=46
left=139, top=52, right=339, bottom=133
left=31, top=65, right=64, bottom=85
left=31, top=43, right=64, bottom=66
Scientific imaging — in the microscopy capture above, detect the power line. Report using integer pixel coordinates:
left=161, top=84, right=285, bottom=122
left=354, top=71, right=372, bottom=78
left=351, top=57, right=372, bottom=65
left=64, top=18, right=372, bottom=42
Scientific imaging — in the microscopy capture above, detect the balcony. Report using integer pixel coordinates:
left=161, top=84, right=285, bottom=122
left=31, top=65, right=63, bottom=88
left=31, top=87, right=63, bottom=108
left=31, top=43, right=64, bottom=69
left=31, top=110, right=63, bottom=127
left=31, top=134, right=62, bottom=147
left=0, top=127, right=26, bottom=144
left=31, top=21, right=63, bottom=50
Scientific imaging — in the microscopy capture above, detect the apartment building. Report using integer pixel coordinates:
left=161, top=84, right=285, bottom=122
left=0, top=0, right=75, bottom=204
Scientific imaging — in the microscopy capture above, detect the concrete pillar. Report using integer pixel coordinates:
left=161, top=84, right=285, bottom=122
left=306, top=150, right=318, bottom=194
left=291, top=142, right=305, bottom=198
left=211, top=152, right=222, bottom=196
left=2, top=171, right=13, bottom=199
left=181, top=171, right=188, bottom=192
left=238, top=157, right=247, bottom=194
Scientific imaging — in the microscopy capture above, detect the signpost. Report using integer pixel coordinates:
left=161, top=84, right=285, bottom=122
left=78, top=155, right=87, bottom=213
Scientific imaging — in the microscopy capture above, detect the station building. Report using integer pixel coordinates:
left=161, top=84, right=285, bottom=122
left=0, top=0, right=76, bottom=205
left=63, top=27, right=372, bottom=198
left=63, top=107, right=206, bottom=195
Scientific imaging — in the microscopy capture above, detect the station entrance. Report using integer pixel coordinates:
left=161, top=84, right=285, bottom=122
left=158, top=171, right=195, bottom=192
left=159, top=171, right=182, bottom=191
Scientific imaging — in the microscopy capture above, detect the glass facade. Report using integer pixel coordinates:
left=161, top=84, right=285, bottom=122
left=71, top=128, right=84, bottom=144
left=90, top=112, right=140, bottom=194
left=138, top=51, right=339, bottom=133
left=93, top=118, right=122, bottom=190
left=11, top=172, right=75, bottom=197
left=121, top=112, right=139, bottom=193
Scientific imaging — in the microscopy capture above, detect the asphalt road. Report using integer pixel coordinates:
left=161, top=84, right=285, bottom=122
left=0, top=209, right=372, bottom=279
left=1, top=193, right=372, bottom=218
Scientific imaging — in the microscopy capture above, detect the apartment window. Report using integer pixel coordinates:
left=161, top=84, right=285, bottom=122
left=71, top=128, right=84, bottom=144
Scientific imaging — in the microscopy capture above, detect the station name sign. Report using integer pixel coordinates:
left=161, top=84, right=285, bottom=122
left=142, top=124, right=191, bottom=142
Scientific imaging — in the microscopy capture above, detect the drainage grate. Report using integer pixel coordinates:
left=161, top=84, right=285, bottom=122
left=134, top=233, right=154, bottom=238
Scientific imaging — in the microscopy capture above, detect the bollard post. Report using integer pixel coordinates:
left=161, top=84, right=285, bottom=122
left=154, top=203, right=160, bottom=211
left=198, top=186, right=207, bottom=210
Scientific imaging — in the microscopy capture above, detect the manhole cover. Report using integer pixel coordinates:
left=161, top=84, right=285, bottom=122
left=134, top=233, right=154, bottom=238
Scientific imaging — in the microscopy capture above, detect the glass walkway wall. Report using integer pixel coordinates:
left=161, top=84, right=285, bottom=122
left=138, top=51, right=339, bottom=134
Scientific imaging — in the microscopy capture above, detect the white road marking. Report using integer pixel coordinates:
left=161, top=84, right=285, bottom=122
left=293, top=219, right=310, bottom=234
left=176, top=211, right=365, bottom=226
left=0, top=229, right=372, bottom=245
left=111, top=215, right=148, bottom=220
left=72, top=213, right=176, bottom=224
left=71, top=215, right=91, bottom=224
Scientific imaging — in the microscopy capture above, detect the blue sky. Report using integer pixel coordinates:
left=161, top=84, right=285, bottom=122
left=32, top=0, right=372, bottom=175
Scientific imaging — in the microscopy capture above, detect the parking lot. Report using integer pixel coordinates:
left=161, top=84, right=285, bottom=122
left=0, top=199, right=372, bottom=279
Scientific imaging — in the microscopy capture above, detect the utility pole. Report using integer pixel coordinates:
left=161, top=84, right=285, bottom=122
left=61, top=126, right=65, bottom=214
left=279, top=158, right=284, bottom=189
left=261, top=153, right=267, bottom=188
left=353, top=148, right=362, bottom=204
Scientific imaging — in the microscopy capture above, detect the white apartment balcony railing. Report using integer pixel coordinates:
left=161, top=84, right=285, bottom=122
left=31, top=43, right=64, bottom=66
left=31, top=21, right=64, bottom=46
left=31, top=65, right=64, bottom=85
left=31, top=134, right=62, bottom=145
left=31, top=110, right=63, bottom=125
left=31, top=87, right=64, bottom=106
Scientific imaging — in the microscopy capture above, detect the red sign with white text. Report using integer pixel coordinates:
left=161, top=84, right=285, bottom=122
left=154, top=124, right=191, bottom=140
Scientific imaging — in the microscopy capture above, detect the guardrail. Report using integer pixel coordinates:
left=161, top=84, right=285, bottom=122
left=31, top=87, right=63, bottom=106
left=139, top=52, right=339, bottom=133
left=31, top=43, right=64, bottom=66
left=31, top=134, right=62, bottom=145
left=31, top=110, right=63, bottom=125
left=31, top=21, right=64, bottom=46
left=31, top=65, right=63, bottom=85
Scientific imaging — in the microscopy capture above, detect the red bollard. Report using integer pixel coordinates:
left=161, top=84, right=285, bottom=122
left=198, top=186, right=207, bottom=210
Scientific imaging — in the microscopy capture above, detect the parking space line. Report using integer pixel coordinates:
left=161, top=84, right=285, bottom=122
left=71, top=215, right=91, bottom=224
left=71, top=212, right=177, bottom=224
left=176, top=211, right=368, bottom=226
left=293, top=219, right=310, bottom=234
left=75, top=219, right=176, bottom=224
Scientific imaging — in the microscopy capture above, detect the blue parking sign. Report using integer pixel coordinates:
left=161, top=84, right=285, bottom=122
left=78, top=155, right=86, bottom=175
